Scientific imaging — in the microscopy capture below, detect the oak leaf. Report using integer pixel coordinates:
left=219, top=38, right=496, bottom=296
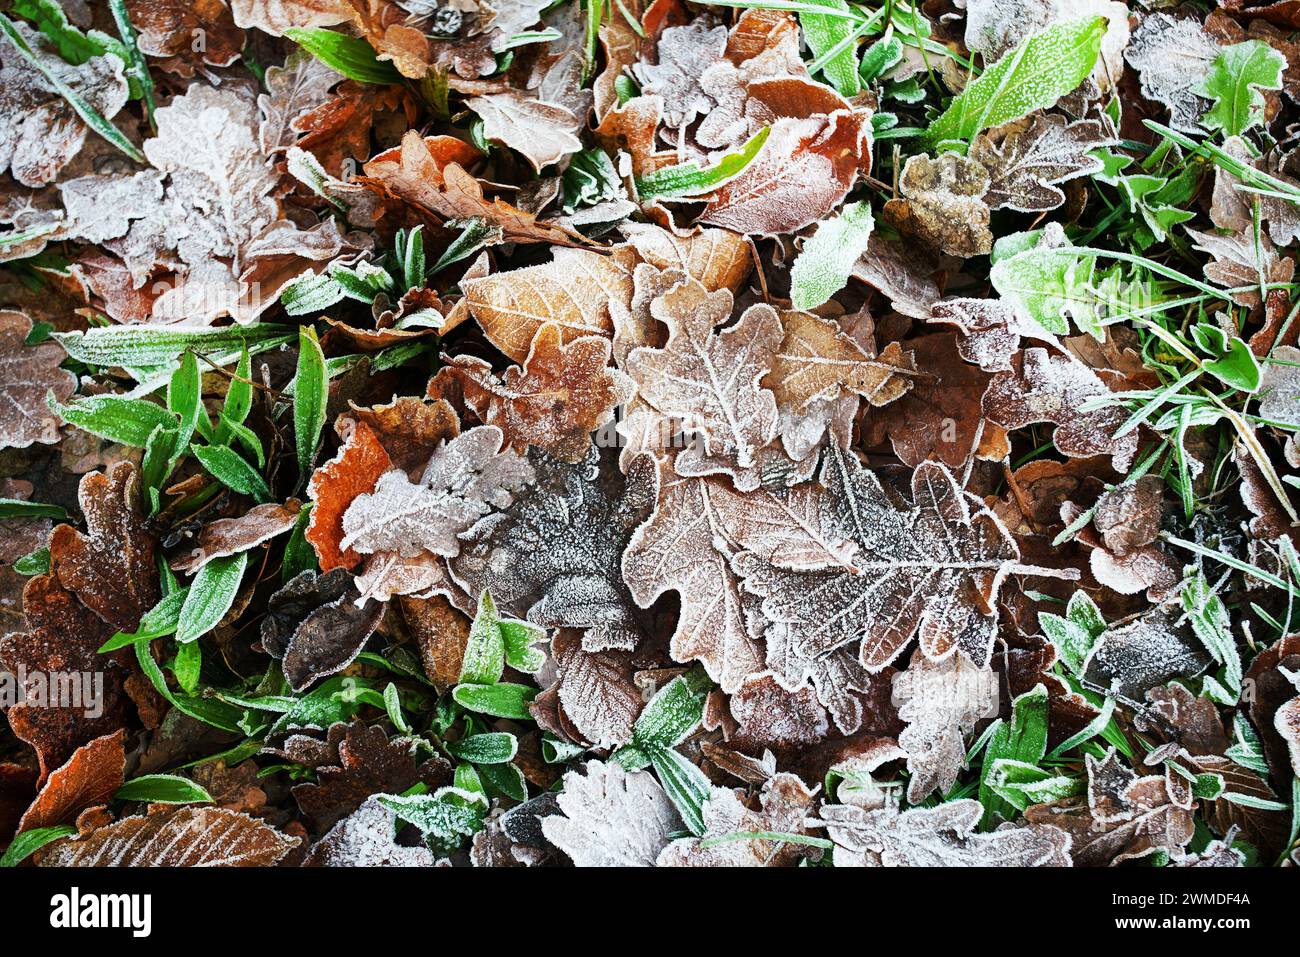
left=733, top=448, right=1029, bottom=674
left=127, top=0, right=245, bottom=77
left=450, top=448, right=656, bottom=652
left=657, top=773, right=818, bottom=866
left=306, top=419, right=393, bottom=572
left=970, top=114, right=1117, bottom=213
left=542, top=760, right=681, bottom=866
left=0, top=310, right=75, bottom=450
left=763, top=310, right=915, bottom=412
left=625, top=277, right=781, bottom=491
left=434, top=324, right=634, bottom=463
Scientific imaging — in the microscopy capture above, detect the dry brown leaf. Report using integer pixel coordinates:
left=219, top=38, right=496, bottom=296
left=40, top=806, right=300, bottom=866
left=171, top=500, right=302, bottom=575
left=127, top=0, right=246, bottom=77
left=763, top=310, right=915, bottom=412
left=886, top=152, right=993, bottom=258
left=18, top=730, right=125, bottom=833
left=306, top=420, right=393, bottom=571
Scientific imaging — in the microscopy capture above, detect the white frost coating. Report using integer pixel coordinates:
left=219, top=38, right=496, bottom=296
left=307, top=797, right=439, bottom=867
left=542, top=761, right=682, bottom=866
left=1124, top=13, right=1221, bottom=133
left=820, top=799, right=1072, bottom=867
left=965, top=0, right=1130, bottom=92
left=893, top=649, right=998, bottom=803
left=340, top=426, right=534, bottom=558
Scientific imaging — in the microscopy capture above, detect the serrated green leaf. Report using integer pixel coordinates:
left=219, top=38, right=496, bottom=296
left=1199, top=40, right=1286, bottom=138
left=923, top=16, right=1106, bottom=146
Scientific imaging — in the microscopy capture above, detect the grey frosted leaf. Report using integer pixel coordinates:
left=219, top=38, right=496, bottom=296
left=733, top=448, right=1023, bottom=676
left=39, top=806, right=299, bottom=867
left=1186, top=227, right=1294, bottom=309
left=1258, top=345, right=1300, bottom=427
left=893, top=649, right=998, bottom=803
left=306, top=796, right=439, bottom=867
left=1124, top=12, right=1221, bottom=133
left=625, top=277, right=781, bottom=492
left=970, top=114, right=1117, bottom=213
left=630, top=21, right=728, bottom=128
left=1083, top=609, right=1210, bottom=703
left=281, top=588, right=386, bottom=692
left=340, top=426, right=534, bottom=559
left=820, top=799, right=1072, bottom=867
left=58, top=171, right=166, bottom=245
left=541, top=760, right=681, bottom=866
left=450, top=447, right=657, bottom=651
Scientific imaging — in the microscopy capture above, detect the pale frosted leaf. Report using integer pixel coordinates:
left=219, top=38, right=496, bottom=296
left=258, top=48, right=342, bottom=155
left=888, top=152, right=993, bottom=258
left=1124, top=12, right=1220, bottom=133
left=657, top=773, right=818, bottom=867
left=929, top=297, right=1057, bottom=372
left=789, top=201, right=875, bottom=310
left=0, top=22, right=129, bottom=188
left=0, top=310, right=74, bottom=449
left=306, top=796, right=438, bottom=866
left=542, top=760, right=681, bottom=866
left=552, top=631, right=642, bottom=748
left=466, top=91, right=582, bottom=173
left=1083, top=610, right=1210, bottom=703
left=229, top=0, right=351, bottom=35
left=970, top=114, right=1117, bottom=213
left=340, top=426, right=533, bottom=559
left=734, top=449, right=1025, bottom=673
left=625, top=277, right=780, bottom=491
left=893, top=649, right=998, bottom=803
left=821, top=799, right=1072, bottom=867
left=763, top=310, right=915, bottom=412
left=630, top=21, right=728, bottom=127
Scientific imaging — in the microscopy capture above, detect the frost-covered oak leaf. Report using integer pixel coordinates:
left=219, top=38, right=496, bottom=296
left=734, top=448, right=1043, bottom=673
left=434, top=323, right=634, bottom=464
left=970, top=114, right=1117, bottom=213
left=763, top=310, right=915, bottom=412
left=339, top=426, right=533, bottom=559
left=820, top=799, right=1072, bottom=866
left=542, top=760, right=681, bottom=866
left=0, top=311, right=75, bottom=450
left=450, top=447, right=656, bottom=652
left=625, top=277, right=780, bottom=492
left=893, top=649, right=998, bottom=803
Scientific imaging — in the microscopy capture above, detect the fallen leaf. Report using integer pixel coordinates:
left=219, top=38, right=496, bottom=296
left=40, top=805, right=300, bottom=866
left=542, top=760, right=681, bottom=866
left=18, top=730, right=125, bottom=833
left=0, top=310, right=75, bottom=450
left=171, top=500, right=302, bottom=574
left=306, top=420, right=393, bottom=571
left=970, top=114, right=1117, bottom=213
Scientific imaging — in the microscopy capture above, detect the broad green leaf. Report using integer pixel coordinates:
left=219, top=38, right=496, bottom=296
left=923, top=16, right=1106, bottom=146
left=789, top=201, right=874, bottom=310
left=13, top=547, right=50, bottom=575
left=631, top=670, right=710, bottom=752
left=115, top=774, right=213, bottom=805
left=985, top=759, right=1082, bottom=810
left=191, top=444, right=272, bottom=503
left=1039, top=590, right=1105, bottom=678
left=448, top=731, right=518, bottom=765
left=11, top=0, right=123, bottom=65
left=1204, top=337, right=1262, bottom=394
left=293, top=327, right=328, bottom=484
left=176, top=552, right=248, bottom=644
left=378, top=789, right=488, bottom=854
left=799, top=0, right=860, bottom=97
left=988, top=242, right=1102, bottom=339
left=173, top=639, right=201, bottom=694
left=1199, top=40, right=1286, bottom=138
left=284, top=28, right=402, bottom=85
left=0, top=499, right=65, bottom=520
left=452, top=682, right=536, bottom=720
left=459, top=591, right=506, bottom=685
left=54, top=324, right=293, bottom=368
left=49, top=394, right=177, bottom=448
left=477, top=761, right=527, bottom=801
left=978, top=684, right=1049, bottom=826
left=0, top=825, right=75, bottom=867
left=635, top=126, right=770, bottom=199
